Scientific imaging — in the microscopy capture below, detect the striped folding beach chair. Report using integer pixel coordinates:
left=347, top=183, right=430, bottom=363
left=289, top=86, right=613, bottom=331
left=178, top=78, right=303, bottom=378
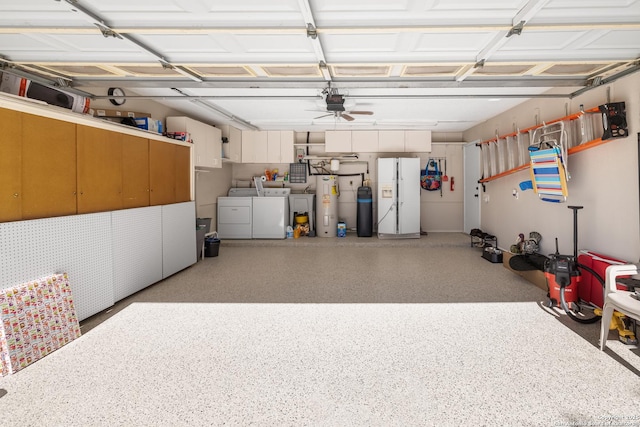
left=528, top=145, right=569, bottom=203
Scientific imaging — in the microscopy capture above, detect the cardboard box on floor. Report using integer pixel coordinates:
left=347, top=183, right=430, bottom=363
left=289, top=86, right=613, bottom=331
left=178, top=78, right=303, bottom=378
left=502, top=251, right=548, bottom=292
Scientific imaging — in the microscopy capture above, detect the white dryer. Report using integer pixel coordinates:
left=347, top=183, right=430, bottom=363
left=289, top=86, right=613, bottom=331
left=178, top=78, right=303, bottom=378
left=217, top=188, right=257, bottom=239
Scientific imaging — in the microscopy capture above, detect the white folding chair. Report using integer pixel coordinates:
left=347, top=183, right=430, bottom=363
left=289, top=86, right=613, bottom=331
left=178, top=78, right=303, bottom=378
left=599, top=264, right=640, bottom=350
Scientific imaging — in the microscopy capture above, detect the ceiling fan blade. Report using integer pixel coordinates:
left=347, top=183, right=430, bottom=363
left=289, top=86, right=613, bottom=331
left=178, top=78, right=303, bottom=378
left=341, top=113, right=355, bottom=121
left=348, top=111, right=373, bottom=115
left=314, top=113, right=333, bottom=119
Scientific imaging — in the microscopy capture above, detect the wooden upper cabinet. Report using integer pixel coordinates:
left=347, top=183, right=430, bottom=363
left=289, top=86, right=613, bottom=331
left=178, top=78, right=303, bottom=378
left=76, top=125, right=123, bottom=214
left=1, top=104, right=191, bottom=221
left=174, top=144, right=191, bottom=203
left=21, top=113, right=77, bottom=219
left=149, top=139, right=177, bottom=206
left=0, top=108, right=22, bottom=222
left=122, top=134, right=150, bottom=209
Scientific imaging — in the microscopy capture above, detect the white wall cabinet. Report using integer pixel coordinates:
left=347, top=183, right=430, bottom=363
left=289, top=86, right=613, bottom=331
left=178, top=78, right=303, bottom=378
left=241, top=130, right=294, bottom=163
left=241, top=130, right=256, bottom=163
left=267, top=131, right=281, bottom=163
left=351, top=130, right=378, bottom=152
left=325, top=130, right=432, bottom=153
left=241, top=130, right=268, bottom=163
left=325, top=130, right=352, bottom=152
left=167, top=116, right=222, bottom=168
left=404, top=130, right=432, bottom=152
left=221, top=124, right=242, bottom=163
left=378, top=130, right=405, bottom=152
left=280, top=130, right=294, bottom=164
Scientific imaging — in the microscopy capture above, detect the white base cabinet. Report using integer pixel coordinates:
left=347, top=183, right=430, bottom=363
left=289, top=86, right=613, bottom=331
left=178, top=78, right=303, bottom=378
left=0, top=202, right=196, bottom=321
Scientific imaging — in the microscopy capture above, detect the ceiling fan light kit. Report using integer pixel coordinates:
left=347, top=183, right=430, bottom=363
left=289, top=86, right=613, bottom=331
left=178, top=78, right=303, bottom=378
left=312, top=86, right=374, bottom=121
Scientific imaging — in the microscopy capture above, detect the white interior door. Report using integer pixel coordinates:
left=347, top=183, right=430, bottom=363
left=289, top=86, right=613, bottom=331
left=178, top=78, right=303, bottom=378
left=463, top=141, right=481, bottom=233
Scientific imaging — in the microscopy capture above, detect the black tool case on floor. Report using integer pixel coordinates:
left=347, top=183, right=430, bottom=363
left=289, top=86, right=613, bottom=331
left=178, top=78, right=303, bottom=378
left=482, top=247, right=503, bottom=263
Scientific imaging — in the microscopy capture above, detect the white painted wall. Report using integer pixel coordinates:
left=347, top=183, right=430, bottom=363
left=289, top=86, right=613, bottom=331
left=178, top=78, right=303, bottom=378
left=463, top=73, right=640, bottom=262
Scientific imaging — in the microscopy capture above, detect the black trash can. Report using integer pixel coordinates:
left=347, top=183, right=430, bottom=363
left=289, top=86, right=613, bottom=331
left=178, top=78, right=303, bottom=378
left=357, top=186, right=373, bottom=237
left=196, top=218, right=212, bottom=260
left=204, top=235, right=220, bottom=257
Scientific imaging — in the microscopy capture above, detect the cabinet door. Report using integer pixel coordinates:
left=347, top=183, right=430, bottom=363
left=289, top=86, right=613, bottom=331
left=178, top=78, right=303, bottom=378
left=77, top=125, right=123, bottom=214
left=351, top=131, right=378, bottom=153
left=190, top=119, right=207, bottom=167
left=209, top=126, right=222, bottom=168
left=0, top=108, right=22, bottom=221
left=378, top=130, right=405, bottom=152
left=267, top=131, right=281, bottom=163
left=21, top=114, right=77, bottom=219
left=241, top=130, right=256, bottom=163
left=280, top=131, right=294, bottom=164
left=149, top=139, right=176, bottom=206
left=325, top=130, right=351, bottom=152
left=253, top=131, right=268, bottom=163
left=174, top=144, right=192, bottom=203
left=404, top=130, right=432, bottom=152
left=228, top=125, right=242, bottom=162
left=122, top=134, right=150, bottom=208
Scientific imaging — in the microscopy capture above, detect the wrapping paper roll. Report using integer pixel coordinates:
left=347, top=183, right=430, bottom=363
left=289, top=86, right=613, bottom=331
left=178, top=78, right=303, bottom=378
left=261, top=175, right=267, bottom=181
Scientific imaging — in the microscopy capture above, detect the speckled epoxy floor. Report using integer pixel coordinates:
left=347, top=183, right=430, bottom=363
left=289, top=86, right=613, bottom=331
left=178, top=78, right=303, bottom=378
left=1, top=233, right=639, bottom=426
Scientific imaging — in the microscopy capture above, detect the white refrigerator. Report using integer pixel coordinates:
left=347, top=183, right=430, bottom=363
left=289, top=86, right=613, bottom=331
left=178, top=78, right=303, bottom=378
left=377, top=157, right=421, bottom=239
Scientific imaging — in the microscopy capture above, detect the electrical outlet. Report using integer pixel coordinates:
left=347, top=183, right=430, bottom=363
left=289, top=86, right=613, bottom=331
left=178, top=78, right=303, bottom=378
left=296, top=148, right=305, bottom=162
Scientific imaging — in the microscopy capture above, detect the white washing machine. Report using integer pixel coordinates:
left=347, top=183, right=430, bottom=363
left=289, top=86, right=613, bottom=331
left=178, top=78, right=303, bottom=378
left=217, top=188, right=257, bottom=239
left=252, top=188, right=291, bottom=239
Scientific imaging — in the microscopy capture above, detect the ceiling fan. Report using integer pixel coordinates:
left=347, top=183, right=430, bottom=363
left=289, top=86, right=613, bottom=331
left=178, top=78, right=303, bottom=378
left=313, top=86, right=373, bottom=121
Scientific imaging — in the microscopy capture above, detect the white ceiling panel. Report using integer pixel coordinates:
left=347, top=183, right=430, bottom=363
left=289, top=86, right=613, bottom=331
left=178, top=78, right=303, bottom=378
left=321, top=33, right=401, bottom=54
left=414, top=32, right=497, bottom=54
left=234, top=34, right=313, bottom=54
left=0, top=0, right=638, bottom=133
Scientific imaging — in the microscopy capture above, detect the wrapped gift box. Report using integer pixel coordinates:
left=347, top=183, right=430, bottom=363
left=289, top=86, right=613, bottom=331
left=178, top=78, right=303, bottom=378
left=0, top=273, right=81, bottom=376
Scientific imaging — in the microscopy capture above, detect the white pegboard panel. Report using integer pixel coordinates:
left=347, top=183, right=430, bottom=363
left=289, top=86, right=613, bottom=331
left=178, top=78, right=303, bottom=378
left=162, top=202, right=197, bottom=278
left=111, top=206, right=163, bottom=302
left=0, top=213, right=114, bottom=321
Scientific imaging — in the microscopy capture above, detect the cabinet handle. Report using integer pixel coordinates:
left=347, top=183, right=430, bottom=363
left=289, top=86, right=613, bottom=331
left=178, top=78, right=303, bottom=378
left=13, top=193, right=19, bottom=198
